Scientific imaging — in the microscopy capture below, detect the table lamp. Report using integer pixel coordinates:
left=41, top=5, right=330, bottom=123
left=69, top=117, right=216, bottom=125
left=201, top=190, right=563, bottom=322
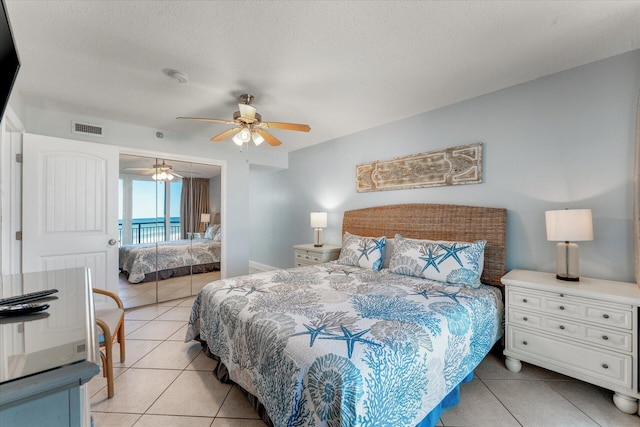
left=310, top=212, right=327, bottom=247
left=200, top=213, right=210, bottom=233
left=545, top=209, right=593, bottom=281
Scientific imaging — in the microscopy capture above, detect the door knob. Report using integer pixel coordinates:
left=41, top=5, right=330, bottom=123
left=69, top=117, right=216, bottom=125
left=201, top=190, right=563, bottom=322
left=108, top=239, right=117, bottom=245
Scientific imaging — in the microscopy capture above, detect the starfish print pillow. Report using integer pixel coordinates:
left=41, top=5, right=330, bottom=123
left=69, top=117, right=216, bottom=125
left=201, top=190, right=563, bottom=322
left=389, top=234, right=486, bottom=288
left=337, top=232, right=386, bottom=271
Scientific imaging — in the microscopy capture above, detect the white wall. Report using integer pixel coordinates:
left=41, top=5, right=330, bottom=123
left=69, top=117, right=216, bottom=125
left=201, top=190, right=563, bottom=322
left=16, top=107, right=288, bottom=278
left=250, top=49, right=640, bottom=283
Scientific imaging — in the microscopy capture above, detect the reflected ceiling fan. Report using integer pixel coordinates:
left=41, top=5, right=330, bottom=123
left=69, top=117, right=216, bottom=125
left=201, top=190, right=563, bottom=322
left=125, top=160, right=183, bottom=181
left=177, top=94, right=310, bottom=147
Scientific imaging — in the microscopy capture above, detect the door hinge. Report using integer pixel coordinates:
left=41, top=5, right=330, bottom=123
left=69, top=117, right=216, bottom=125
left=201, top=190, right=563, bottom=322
left=15, top=231, right=22, bottom=240
left=15, top=153, right=22, bottom=163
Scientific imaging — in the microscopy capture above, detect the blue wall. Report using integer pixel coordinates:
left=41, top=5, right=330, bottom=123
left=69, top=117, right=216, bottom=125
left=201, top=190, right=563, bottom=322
left=250, top=50, right=640, bottom=283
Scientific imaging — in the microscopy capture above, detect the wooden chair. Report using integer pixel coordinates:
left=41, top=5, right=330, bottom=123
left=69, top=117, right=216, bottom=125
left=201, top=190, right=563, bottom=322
left=93, top=288, right=125, bottom=399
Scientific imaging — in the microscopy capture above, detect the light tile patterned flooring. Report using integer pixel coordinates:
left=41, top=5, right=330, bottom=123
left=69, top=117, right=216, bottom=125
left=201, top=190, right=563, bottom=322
left=89, top=296, right=640, bottom=427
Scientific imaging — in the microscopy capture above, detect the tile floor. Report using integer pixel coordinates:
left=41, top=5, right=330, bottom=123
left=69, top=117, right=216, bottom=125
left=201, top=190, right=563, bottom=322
left=89, top=296, right=640, bottom=427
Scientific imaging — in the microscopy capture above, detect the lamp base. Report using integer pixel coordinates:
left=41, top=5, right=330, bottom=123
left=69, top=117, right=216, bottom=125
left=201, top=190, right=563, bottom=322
left=556, top=241, right=580, bottom=282
left=313, top=228, right=323, bottom=247
left=556, top=274, right=579, bottom=282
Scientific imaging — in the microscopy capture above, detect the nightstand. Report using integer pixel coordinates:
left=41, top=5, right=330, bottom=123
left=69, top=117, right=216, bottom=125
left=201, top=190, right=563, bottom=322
left=502, top=269, right=640, bottom=416
left=293, top=244, right=341, bottom=267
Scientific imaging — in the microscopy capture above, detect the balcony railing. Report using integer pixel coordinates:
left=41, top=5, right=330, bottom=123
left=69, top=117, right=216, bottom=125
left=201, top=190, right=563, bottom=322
left=118, top=221, right=181, bottom=244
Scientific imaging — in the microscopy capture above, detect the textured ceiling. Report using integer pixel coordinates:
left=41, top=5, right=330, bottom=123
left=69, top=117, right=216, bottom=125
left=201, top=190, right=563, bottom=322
left=6, top=1, right=640, bottom=152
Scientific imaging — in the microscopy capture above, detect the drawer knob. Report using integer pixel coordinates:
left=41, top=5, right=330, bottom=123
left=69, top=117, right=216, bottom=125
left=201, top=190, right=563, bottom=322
left=523, top=317, right=528, bottom=321
left=603, top=314, right=610, bottom=319
left=560, top=293, right=564, bottom=297
left=602, top=364, right=609, bottom=369
left=522, top=341, right=528, bottom=346
left=559, top=306, right=565, bottom=310
left=522, top=298, right=528, bottom=303
left=559, top=325, right=565, bottom=330
left=602, top=335, right=609, bottom=341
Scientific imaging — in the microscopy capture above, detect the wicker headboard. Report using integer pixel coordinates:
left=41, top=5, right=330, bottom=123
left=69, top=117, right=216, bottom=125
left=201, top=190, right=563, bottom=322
left=342, top=204, right=507, bottom=287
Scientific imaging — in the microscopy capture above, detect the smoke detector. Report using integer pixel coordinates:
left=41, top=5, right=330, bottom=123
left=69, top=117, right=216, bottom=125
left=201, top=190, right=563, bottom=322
left=166, top=69, right=189, bottom=84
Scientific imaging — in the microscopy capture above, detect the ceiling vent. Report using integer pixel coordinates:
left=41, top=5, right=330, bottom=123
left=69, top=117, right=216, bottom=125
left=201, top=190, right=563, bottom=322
left=72, top=121, right=104, bottom=137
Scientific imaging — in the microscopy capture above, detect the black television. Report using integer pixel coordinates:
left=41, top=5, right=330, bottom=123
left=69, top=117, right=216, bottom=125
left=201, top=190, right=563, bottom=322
left=0, top=0, right=19, bottom=120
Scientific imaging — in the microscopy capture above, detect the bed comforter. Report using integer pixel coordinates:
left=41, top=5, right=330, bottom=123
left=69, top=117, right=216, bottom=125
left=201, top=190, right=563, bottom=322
left=119, top=238, right=221, bottom=283
left=186, top=262, right=503, bottom=427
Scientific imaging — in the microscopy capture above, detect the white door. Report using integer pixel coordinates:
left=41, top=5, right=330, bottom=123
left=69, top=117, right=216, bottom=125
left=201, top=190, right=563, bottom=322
left=22, top=133, right=119, bottom=296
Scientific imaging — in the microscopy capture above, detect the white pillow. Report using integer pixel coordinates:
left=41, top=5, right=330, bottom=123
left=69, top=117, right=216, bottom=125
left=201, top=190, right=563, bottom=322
left=337, top=232, right=386, bottom=271
left=388, top=234, right=485, bottom=288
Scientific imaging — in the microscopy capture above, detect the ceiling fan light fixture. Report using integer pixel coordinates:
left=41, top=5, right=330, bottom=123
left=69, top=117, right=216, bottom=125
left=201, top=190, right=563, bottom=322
left=152, top=170, right=175, bottom=181
left=239, top=127, right=251, bottom=143
left=232, top=132, right=244, bottom=146
left=251, top=131, right=264, bottom=146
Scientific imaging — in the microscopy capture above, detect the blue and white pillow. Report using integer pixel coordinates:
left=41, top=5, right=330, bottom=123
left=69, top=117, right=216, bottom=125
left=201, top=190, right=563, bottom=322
left=212, top=226, right=221, bottom=242
left=337, top=232, right=386, bottom=271
left=204, top=224, right=220, bottom=239
left=389, top=234, right=485, bottom=288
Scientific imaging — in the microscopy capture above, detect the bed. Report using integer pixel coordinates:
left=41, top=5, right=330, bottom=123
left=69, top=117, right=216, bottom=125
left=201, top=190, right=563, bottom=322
left=119, top=233, right=221, bottom=284
left=186, top=203, right=507, bottom=426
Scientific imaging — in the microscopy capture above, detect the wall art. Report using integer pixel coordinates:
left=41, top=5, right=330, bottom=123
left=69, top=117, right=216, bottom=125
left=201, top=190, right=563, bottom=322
left=356, top=142, right=483, bottom=192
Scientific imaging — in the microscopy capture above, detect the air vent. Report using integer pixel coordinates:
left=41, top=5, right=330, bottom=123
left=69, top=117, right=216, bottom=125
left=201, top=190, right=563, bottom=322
left=72, top=121, right=104, bottom=137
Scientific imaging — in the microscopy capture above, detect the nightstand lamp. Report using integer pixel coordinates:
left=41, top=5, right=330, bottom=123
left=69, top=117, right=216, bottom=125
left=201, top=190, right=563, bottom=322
left=310, top=212, right=327, bottom=247
left=545, top=208, right=593, bottom=281
left=200, top=213, right=210, bottom=233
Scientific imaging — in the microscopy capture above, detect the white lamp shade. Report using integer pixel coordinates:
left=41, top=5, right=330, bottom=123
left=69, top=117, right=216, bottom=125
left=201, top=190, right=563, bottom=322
left=310, top=212, right=327, bottom=228
left=239, top=127, right=251, bottom=142
left=251, top=131, right=265, bottom=146
left=232, top=132, right=244, bottom=146
left=545, top=209, right=593, bottom=242
left=201, top=213, right=210, bottom=223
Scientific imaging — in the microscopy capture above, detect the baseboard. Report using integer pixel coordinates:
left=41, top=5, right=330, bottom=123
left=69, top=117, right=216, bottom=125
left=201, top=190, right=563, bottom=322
left=249, top=261, right=278, bottom=273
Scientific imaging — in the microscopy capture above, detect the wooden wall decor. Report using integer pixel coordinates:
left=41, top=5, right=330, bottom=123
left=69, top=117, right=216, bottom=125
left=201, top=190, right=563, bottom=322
left=356, top=142, right=483, bottom=192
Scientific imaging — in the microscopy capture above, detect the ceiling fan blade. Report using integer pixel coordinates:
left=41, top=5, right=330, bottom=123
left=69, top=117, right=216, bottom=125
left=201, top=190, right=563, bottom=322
left=172, top=172, right=184, bottom=178
left=176, top=116, right=236, bottom=125
left=262, top=121, right=311, bottom=132
left=137, top=169, right=157, bottom=176
left=255, top=129, right=282, bottom=147
left=211, top=128, right=240, bottom=142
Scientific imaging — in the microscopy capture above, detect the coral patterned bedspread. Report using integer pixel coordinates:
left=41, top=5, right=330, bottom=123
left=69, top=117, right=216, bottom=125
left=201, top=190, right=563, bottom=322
left=119, top=238, right=221, bottom=284
left=186, top=262, right=503, bottom=427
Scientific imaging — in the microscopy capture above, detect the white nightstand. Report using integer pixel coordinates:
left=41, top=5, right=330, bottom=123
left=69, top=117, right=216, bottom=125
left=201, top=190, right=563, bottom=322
left=502, top=269, right=640, bottom=416
left=293, top=244, right=341, bottom=267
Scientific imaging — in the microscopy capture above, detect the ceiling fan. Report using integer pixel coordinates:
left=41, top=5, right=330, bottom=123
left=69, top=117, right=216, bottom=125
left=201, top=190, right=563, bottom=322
left=125, top=160, right=183, bottom=181
left=177, top=94, right=311, bottom=147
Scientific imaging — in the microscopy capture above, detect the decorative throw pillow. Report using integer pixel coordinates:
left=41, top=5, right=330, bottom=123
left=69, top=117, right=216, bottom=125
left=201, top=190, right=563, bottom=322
left=389, top=234, right=486, bottom=288
left=204, top=224, right=220, bottom=240
left=337, top=232, right=386, bottom=271
left=212, top=226, right=221, bottom=242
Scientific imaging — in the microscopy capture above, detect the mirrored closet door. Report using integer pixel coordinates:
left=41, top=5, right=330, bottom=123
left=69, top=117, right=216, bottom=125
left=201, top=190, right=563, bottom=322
left=118, top=154, right=222, bottom=308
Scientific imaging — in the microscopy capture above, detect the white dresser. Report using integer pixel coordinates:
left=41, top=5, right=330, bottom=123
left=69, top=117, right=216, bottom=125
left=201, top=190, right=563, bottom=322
left=293, top=244, right=341, bottom=267
left=502, top=269, right=640, bottom=415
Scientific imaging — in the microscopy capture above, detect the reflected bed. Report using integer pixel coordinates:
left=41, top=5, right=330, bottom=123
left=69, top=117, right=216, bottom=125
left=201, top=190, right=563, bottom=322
left=119, top=238, right=221, bottom=284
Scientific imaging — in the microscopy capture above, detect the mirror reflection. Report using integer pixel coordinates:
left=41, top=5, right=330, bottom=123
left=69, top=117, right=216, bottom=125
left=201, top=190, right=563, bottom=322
left=118, top=154, right=222, bottom=308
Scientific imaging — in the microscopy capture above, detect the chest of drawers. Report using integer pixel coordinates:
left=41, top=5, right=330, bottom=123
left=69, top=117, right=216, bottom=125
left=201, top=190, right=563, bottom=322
left=502, top=269, right=640, bottom=416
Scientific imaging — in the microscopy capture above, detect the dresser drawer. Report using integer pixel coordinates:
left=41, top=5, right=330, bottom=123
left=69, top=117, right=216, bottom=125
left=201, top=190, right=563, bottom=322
left=508, top=308, right=632, bottom=352
left=508, top=288, right=633, bottom=330
left=295, top=249, right=324, bottom=263
left=507, top=326, right=632, bottom=389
